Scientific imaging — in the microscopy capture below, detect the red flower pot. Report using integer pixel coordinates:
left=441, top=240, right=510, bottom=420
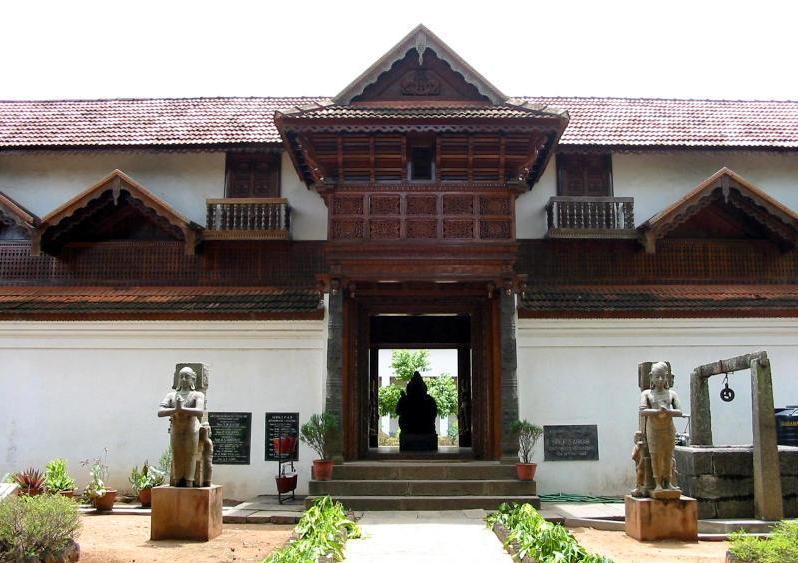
left=275, top=474, right=298, bottom=493
left=59, top=490, right=75, bottom=498
left=93, top=489, right=117, bottom=511
left=138, top=487, right=152, bottom=508
left=312, top=459, right=334, bottom=481
left=515, top=463, right=537, bottom=481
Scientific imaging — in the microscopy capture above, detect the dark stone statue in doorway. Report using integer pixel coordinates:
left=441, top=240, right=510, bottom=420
left=397, top=371, right=438, bottom=451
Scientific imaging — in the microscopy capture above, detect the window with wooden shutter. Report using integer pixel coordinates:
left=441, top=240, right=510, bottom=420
left=556, top=153, right=612, bottom=196
left=225, top=153, right=281, bottom=198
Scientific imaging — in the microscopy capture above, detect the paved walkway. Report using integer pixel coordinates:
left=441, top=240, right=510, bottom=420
left=344, top=510, right=511, bottom=562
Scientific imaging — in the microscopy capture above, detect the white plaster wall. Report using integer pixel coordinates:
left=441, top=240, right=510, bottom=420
left=0, top=151, right=225, bottom=225
left=515, top=151, right=798, bottom=239
left=517, top=318, right=798, bottom=496
left=0, top=151, right=329, bottom=240
left=0, top=321, right=325, bottom=500
left=515, top=161, right=557, bottom=239
left=280, top=152, right=328, bottom=240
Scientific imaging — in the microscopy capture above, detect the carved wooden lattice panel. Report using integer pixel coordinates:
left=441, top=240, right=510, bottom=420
left=328, top=190, right=514, bottom=242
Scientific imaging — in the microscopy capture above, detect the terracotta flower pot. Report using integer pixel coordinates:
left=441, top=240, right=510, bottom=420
left=58, top=490, right=75, bottom=498
left=138, top=487, right=152, bottom=508
left=93, top=489, right=117, bottom=511
left=515, top=463, right=537, bottom=481
left=312, top=459, right=334, bottom=481
left=275, top=474, right=298, bottom=493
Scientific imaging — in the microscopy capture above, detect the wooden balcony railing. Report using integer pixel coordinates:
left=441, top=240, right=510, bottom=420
left=546, top=196, right=636, bottom=239
left=205, top=198, right=290, bottom=240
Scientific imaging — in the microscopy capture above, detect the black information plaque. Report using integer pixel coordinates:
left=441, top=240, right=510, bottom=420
left=208, top=412, right=252, bottom=465
left=543, top=425, right=599, bottom=461
left=265, top=412, right=299, bottom=462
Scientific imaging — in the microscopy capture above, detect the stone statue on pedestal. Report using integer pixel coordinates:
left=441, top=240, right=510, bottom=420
left=158, top=365, right=213, bottom=487
left=396, top=371, right=438, bottom=451
left=636, top=361, right=683, bottom=499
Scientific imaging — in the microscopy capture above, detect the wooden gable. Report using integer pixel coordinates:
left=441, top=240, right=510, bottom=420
left=334, top=25, right=506, bottom=106
left=352, top=48, right=489, bottom=104
left=639, top=168, right=798, bottom=253
left=0, top=192, right=39, bottom=240
left=33, top=170, right=202, bottom=256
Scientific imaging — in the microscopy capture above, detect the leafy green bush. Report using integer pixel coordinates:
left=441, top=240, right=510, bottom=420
left=487, top=503, right=612, bottom=563
left=0, top=494, right=80, bottom=561
left=378, top=383, right=403, bottom=417
left=426, top=374, right=458, bottom=417
left=129, top=461, right=166, bottom=493
left=264, top=496, right=360, bottom=562
left=729, top=519, right=798, bottom=562
left=390, top=349, right=430, bottom=383
left=44, top=458, right=76, bottom=494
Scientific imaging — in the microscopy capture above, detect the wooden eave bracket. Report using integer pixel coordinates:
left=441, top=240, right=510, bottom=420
left=637, top=167, right=798, bottom=254
left=32, top=169, right=202, bottom=256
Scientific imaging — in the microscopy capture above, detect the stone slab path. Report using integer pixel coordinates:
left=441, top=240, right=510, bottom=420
left=344, top=509, right=511, bottom=562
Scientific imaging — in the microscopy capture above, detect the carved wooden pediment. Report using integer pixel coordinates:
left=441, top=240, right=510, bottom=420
left=0, top=192, right=39, bottom=240
left=33, top=170, right=202, bottom=256
left=334, top=25, right=506, bottom=106
left=639, top=168, right=798, bottom=253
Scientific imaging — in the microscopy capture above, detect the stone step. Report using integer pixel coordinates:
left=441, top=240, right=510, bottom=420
left=306, top=495, right=541, bottom=511
left=310, top=479, right=536, bottom=497
left=332, top=462, right=518, bottom=481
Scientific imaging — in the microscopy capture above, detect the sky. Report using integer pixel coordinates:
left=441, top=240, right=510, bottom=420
left=3, top=0, right=797, bottom=101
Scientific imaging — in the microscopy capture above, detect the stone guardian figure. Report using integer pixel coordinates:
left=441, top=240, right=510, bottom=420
left=639, top=361, right=683, bottom=499
left=158, top=366, right=207, bottom=487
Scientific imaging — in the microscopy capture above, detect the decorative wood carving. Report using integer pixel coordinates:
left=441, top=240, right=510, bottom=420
left=443, top=220, right=474, bottom=239
left=443, top=195, right=474, bottom=215
left=369, top=220, right=401, bottom=240
left=0, top=192, right=38, bottom=241
left=33, top=170, right=201, bottom=256
left=480, top=220, right=512, bottom=240
left=406, top=195, right=437, bottom=215
left=406, top=220, right=437, bottom=239
left=334, top=196, right=365, bottom=215
left=332, top=219, right=365, bottom=240
left=639, top=168, right=798, bottom=253
left=370, top=195, right=401, bottom=215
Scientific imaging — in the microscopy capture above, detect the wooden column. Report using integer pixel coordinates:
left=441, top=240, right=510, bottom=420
left=324, top=290, right=344, bottom=461
left=500, top=291, right=519, bottom=459
left=750, top=357, right=784, bottom=521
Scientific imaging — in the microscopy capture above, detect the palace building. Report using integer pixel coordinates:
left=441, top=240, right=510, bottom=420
left=1, top=26, right=798, bottom=503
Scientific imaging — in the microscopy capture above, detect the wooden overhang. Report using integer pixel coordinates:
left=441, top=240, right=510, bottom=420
left=32, top=169, right=203, bottom=256
left=0, top=191, right=39, bottom=238
left=638, top=168, right=798, bottom=253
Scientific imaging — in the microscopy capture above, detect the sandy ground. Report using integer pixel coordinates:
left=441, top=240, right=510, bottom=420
left=571, top=528, right=729, bottom=563
left=77, top=514, right=293, bottom=563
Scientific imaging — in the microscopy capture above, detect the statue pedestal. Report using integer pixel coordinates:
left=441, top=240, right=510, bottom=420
left=151, top=485, right=223, bottom=541
left=625, top=495, right=698, bottom=541
left=400, top=432, right=438, bottom=452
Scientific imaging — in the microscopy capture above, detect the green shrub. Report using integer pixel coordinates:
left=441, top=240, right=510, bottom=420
left=299, top=414, right=339, bottom=460
left=730, top=519, right=798, bottom=562
left=264, top=496, right=360, bottom=562
left=129, top=461, right=166, bottom=493
left=0, top=494, right=80, bottom=561
left=44, top=458, right=76, bottom=494
left=487, top=503, right=612, bottom=563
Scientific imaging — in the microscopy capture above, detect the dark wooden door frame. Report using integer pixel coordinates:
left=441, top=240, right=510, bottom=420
left=341, top=287, right=502, bottom=461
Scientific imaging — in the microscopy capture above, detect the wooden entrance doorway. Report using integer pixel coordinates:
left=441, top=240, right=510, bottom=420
left=341, top=283, right=502, bottom=461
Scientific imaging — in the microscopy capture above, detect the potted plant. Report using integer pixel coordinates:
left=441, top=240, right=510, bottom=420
left=44, top=458, right=77, bottom=497
left=300, top=413, right=338, bottom=481
left=129, top=461, right=165, bottom=507
left=13, top=467, right=45, bottom=496
left=511, top=420, right=544, bottom=481
left=82, top=449, right=116, bottom=511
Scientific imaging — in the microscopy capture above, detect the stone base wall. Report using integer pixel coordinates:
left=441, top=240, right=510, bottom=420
left=675, top=445, right=798, bottom=519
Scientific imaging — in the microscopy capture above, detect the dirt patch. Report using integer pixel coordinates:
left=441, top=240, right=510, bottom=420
left=571, top=527, right=729, bottom=563
left=77, top=514, right=293, bottom=563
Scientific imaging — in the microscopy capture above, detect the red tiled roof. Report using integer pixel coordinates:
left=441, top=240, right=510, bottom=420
left=519, top=284, right=798, bottom=318
left=1, top=96, right=797, bottom=149
left=277, top=101, right=567, bottom=120
left=524, top=97, right=798, bottom=148
left=0, top=286, right=323, bottom=319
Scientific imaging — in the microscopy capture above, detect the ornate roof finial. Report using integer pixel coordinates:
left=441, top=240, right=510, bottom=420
left=414, top=29, right=428, bottom=65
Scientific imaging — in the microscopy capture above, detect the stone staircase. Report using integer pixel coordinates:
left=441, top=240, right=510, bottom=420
left=307, top=461, right=539, bottom=511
